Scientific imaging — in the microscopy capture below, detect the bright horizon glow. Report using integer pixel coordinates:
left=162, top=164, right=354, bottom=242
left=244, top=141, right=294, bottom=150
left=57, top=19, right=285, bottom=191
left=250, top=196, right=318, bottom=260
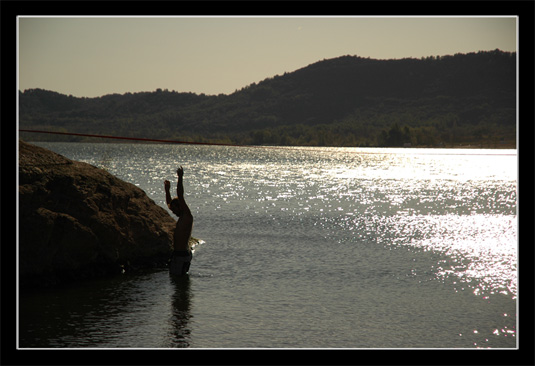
left=17, top=16, right=517, bottom=98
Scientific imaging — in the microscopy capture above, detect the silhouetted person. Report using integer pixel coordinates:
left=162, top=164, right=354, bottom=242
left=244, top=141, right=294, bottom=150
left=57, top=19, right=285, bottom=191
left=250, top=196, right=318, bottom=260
left=165, top=166, right=193, bottom=275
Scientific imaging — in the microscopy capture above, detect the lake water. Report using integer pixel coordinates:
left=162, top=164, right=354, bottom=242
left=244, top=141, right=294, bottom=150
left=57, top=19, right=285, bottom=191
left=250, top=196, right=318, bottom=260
left=18, top=143, right=518, bottom=349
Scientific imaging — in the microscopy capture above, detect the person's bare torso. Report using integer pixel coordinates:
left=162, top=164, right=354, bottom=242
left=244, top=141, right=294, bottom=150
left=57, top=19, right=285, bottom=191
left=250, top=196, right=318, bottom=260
left=173, top=215, right=193, bottom=251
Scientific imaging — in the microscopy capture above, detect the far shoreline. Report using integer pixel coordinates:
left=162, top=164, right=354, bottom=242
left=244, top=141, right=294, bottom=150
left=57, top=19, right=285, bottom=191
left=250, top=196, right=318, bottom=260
left=20, top=139, right=517, bottom=150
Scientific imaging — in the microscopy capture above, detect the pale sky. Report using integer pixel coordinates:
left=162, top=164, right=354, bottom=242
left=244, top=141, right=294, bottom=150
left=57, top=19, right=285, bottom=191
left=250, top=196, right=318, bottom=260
left=17, top=16, right=517, bottom=98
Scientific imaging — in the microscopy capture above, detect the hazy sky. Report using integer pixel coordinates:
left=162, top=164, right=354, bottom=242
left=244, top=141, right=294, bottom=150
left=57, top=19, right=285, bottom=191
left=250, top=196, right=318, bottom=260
left=18, top=16, right=517, bottom=98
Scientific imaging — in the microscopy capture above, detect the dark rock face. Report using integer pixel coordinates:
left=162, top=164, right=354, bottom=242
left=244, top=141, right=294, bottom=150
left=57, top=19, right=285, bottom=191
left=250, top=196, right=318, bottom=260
left=18, top=140, right=181, bottom=287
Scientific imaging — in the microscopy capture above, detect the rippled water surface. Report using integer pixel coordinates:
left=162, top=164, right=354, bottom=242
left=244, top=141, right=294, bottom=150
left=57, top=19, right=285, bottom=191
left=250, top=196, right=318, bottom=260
left=19, top=143, right=517, bottom=348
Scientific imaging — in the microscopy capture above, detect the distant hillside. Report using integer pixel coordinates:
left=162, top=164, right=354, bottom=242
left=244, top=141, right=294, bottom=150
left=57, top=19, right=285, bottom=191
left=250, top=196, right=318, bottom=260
left=19, top=49, right=516, bottom=147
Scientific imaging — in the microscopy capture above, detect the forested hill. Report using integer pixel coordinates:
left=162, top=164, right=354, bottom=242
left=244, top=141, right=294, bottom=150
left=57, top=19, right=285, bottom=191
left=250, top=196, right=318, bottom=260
left=19, top=49, right=516, bottom=147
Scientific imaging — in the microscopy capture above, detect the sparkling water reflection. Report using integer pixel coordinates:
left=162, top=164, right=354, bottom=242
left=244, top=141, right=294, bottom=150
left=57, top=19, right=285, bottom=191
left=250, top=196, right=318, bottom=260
left=20, top=143, right=517, bottom=348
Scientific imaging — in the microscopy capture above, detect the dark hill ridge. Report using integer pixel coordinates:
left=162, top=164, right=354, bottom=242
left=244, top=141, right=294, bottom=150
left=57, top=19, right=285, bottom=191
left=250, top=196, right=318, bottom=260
left=18, top=140, right=198, bottom=288
left=19, top=50, right=516, bottom=147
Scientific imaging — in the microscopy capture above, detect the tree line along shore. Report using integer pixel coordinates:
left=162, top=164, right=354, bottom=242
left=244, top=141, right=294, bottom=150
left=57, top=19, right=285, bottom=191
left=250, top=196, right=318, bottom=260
left=19, top=50, right=516, bottom=149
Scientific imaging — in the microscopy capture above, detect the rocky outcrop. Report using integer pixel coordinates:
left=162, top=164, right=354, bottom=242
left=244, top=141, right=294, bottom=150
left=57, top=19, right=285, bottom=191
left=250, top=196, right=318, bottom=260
left=18, top=140, right=189, bottom=287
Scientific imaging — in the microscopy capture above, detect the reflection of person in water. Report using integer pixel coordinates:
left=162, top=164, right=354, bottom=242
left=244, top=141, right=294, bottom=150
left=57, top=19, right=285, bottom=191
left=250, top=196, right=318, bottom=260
left=165, top=166, right=194, bottom=276
left=169, top=276, right=192, bottom=347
